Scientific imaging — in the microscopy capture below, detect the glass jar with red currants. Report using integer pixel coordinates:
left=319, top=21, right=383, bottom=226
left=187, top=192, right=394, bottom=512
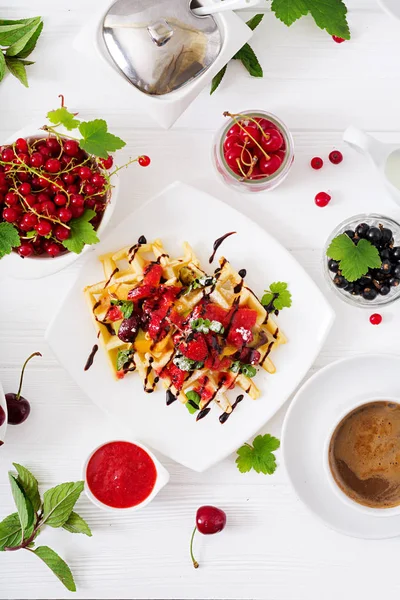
left=212, top=110, right=294, bottom=193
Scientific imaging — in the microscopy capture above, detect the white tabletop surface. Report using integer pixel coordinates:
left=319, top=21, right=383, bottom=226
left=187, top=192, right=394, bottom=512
left=1, top=0, right=400, bottom=598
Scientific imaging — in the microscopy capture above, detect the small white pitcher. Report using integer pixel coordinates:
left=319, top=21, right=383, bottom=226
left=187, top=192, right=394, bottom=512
left=343, top=126, right=400, bottom=207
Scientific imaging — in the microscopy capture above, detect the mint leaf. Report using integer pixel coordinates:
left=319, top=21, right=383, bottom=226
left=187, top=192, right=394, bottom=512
left=0, top=19, right=39, bottom=46
left=13, top=463, right=41, bottom=512
left=78, top=119, right=125, bottom=159
left=33, top=546, right=76, bottom=592
left=327, top=234, right=381, bottom=282
left=8, top=473, right=34, bottom=538
left=186, top=390, right=200, bottom=414
left=210, top=65, right=227, bottom=95
left=246, top=14, right=264, bottom=30
left=234, top=44, right=263, bottom=78
left=46, top=107, right=79, bottom=131
left=62, top=209, right=99, bottom=254
left=271, top=0, right=350, bottom=39
left=241, top=364, right=257, bottom=378
left=111, top=299, right=133, bottom=319
left=0, top=513, right=23, bottom=551
left=62, top=512, right=92, bottom=536
left=5, top=57, right=28, bottom=87
left=15, top=20, right=43, bottom=59
left=236, top=434, right=280, bottom=475
left=6, top=19, right=42, bottom=57
left=42, top=481, right=84, bottom=528
left=116, top=349, right=133, bottom=371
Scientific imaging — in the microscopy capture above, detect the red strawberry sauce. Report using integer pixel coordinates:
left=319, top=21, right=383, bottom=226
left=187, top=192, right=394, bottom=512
left=86, top=441, right=157, bottom=508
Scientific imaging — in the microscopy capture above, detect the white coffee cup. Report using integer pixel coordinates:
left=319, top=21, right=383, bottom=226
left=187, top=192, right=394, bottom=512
left=323, top=396, right=400, bottom=517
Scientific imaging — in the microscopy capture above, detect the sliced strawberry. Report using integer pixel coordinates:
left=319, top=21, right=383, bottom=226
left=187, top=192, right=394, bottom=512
left=218, top=371, right=236, bottom=389
left=227, top=307, right=258, bottom=347
left=183, top=333, right=208, bottom=362
left=143, top=262, right=162, bottom=286
left=164, top=363, right=186, bottom=390
left=127, top=283, right=157, bottom=302
left=106, top=305, right=123, bottom=322
left=189, top=302, right=230, bottom=329
left=204, top=355, right=232, bottom=371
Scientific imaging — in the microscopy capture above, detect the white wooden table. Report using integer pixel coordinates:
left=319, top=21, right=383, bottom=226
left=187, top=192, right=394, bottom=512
left=1, top=1, right=400, bottom=598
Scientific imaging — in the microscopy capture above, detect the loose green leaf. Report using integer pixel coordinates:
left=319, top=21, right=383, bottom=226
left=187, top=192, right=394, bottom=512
left=62, top=512, right=92, bottom=536
left=326, top=234, right=381, bottom=282
left=0, top=51, right=5, bottom=82
left=271, top=0, right=350, bottom=39
left=116, top=349, right=133, bottom=371
left=111, top=299, right=133, bottom=319
left=46, top=107, right=80, bottom=131
left=185, top=390, right=200, bottom=414
left=62, top=209, right=99, bottom=254
left=210, top=65, right=227, bottom=95
left=8, top=473, right=34, bottom=537
left=6, top=19, right=42, bottom=57
left=0, top=513, right=23, bottom=551
left=5, top=57, right=28, bottom=87
left=33, top=546, right=76, bottom=592
left=261, top=281, right=292, bottom=311
left=13, top=463, right=41, bottom=512
left=236, top=434, right=280, bottom=475
left=14, top=21, right=43, bottom=59
left=246, top=14, right=264, bottom=30
left=0, top=19, right=39, bottom=47
left=234, top=44, right=263, bottom=78
left=78, top=119, right=125, bottom=159
left=42, top=481, right=84, bottom=528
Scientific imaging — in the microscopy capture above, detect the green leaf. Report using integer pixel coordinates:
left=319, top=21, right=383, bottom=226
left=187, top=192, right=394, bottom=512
left=13, top=463, right=41, bottom=512
left=42, top=481, right=84, bottom=528
left=210, top=64, right=227, bottom=95
left=241, top=364, right=257, bottom=378
left=46, top=107, right=79, bottom=131
left=185, top=390, right=200, bottom=414
left=269, top=281, right=288, bottom=294
left=62, top=209, right=99, bottom=254
left=273, top=290, right=292, bottom=310
left=111, top=299, right=133, bottom=319
left=0, top=513, right=23, bottom=550
left=0, top=51, right=5, bottom=82
left=271, top=0, right=350, bottom=39
left=271, top=0, right=309, bottom=26
left=5, top=57, right=28, bottom=87
left=246, top=14, right=264, bottom=30
left=234, top=44, right=263, bottom=78
left=0, top=19, right=39, bottom=47
left=8, top=473, right=34, bottom=537
left=14, top=20, right=43, bottom=59
left=235, top=434, right=280, bottom=475
left=261, top=281, right=292, bottom=311
left=62, top=511, right=92, bottom=536
left=33, top=546, right=76, bottom=592
left=6, top=19, right=42, bottom=57
left=261, top=292, right=274, bottom=307
left=326, top=234, right=381, bottom=282
left=78, top=119, right=125, bottom=159
left=116, top=349, right=133, bottom=371
left=25, top=230, right=36, bottom=238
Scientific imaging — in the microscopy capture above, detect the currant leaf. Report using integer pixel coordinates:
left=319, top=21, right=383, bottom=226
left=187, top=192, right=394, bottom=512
left=46, top=107, right=79, bottom=131
left=327, top=234, right=381, bottom=282
left=0, top=222, right=20, bottom=258
left=61, top=209, right=99, bottom=254
left=78, top=119, right=125, bottom=159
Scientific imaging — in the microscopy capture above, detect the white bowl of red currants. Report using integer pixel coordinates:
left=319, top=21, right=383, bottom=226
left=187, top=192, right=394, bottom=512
left=0, top=125, right=119, bottom=279
left=0, top=381, right=7, bottom=447
left=212, top=110, right=294, bottom=193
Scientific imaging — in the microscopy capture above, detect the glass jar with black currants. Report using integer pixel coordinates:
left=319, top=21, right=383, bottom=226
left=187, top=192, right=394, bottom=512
left=324, top=214, right=400, bottom=307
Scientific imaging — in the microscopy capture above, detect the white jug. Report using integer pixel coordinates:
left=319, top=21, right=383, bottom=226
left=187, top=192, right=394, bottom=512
left=343, top=126, right=400, bottom=206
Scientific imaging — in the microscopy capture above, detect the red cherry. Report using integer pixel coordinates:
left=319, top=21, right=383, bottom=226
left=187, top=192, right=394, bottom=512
left=315, top=191, right=331, bottom=207
left=36, top=220, right=52, bottom=236
left=225, top=145, right=243, bottom=172
left=30, top=152, right=44, bottom=168
left=63, top=140, right=79, bottom=157
left=239, top=126, right=261, bottom=148
left=58, top=207, right=72, bottom=223
left=138, top=155, right=151, bottom=167
left=3, top=207, right=18, bottom=223
left=255, top=117, right=277, bottom=130
left=329, top=150, right=343, bottom=165
left=17, top=243, right=34, bottom=258
left=46, top=243, right=61, bottom=257
left=79, top=166, right=92, bottom=180
left=332, top=36, right=345, bottom=43
left=223, top=135, right=241, bottom=153
left=2, top=147, right=15, bottom=162
left=5, top=192, right=18, bottom=206
left=259, top=153, right=282, bottom=176
left=54, top=193, right=67, bottom=206
left=190, top=505, right=227, bottom=569
left=311, top=157, right=323, bottom=170
left=54, top=224, right=70, bottom=241
left=370, top=313, right=382, bottom=325
left=227, top=123, right=240, bottom=137
left=100, top=155, right=114, bottom=169
left=15, top=138, right=28, bottom=153
left=260, top=128, right=283, bottom=152
left=45, top=158, right=61, bottom=173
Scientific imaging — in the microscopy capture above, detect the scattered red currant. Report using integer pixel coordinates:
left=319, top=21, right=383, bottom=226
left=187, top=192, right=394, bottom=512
left=311, top=157, right=323, bottom=170
left=315, top=191, right=331, bottom=207
left=138, top=155, right=151, bottom=167
left=332, top=36, right=345, bottom=43
left=329, top=150, right=343, bottom=165
left=370, top=313, right=382, bottom=326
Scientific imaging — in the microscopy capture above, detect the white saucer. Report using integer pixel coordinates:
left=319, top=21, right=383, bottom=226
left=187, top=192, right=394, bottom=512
left=282, top=354, right=400, bottom=539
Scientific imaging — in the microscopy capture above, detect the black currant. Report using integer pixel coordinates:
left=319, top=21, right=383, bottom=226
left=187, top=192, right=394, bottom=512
left=379, top=285, right=390, bottom=296
left=362, top=287, right=378, bottom=300
left=366, top=227, right=382, bottom=244
left=333, top=275, right=347, bottom=288
left=355, top=223, right=370, bottom=238
left=344, top=229, right=355, bottom=239
left=328, top=259, right=339, bottom=273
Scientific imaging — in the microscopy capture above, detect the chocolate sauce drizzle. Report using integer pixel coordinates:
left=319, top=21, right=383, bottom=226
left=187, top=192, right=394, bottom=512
left=92, top=300, right=115, bottom=336
left=84, top=344, right=98, bottom=371
left=219, top=394, right=244, bottom=424
left=103, top=267, right=119, bottom=289
left=166, top=390, right=177, bottom=405
left=196, top=407, right=211, bottom=421
left=128, top=235, right=147, bottom=264
left=209, top=232, right=236, bottom=263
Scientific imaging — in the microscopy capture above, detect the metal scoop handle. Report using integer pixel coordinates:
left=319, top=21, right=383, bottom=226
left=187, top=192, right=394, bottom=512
left=192, top=0, right=262, bottom=16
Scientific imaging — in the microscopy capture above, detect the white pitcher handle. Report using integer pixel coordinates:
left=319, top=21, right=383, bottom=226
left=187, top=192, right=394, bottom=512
left=343, top=126, right=376, bottom=155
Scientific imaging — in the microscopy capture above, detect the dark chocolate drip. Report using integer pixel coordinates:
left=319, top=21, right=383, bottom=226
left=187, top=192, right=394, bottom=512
left=166, top=390, right=177, bottom=405
left=144, top=357, right=155, bottom=392
left=209, top=232, right=236, bottom=263
left=129, top=235, right=146, bottom=264
left=260, top=341, right=274, bottom=366
left=156, top=253, right=169, bottom=264
left=0, top=441, right=3, bottom=447
left=84, top=344, right=98, bottom=371
left=219, top=394, right=244, bottom=424
left=138, top=235, right=147, bottom=244
left=238, top=269, right=247, bottom=278
left=97, top=330, right=100, bottom=339
left=233, top=269, right=247, bottom=294
left=196, top=407, right=211, bottom=421
left=103, top=267, right=119, bottom=288
left=273, top=327, right=279, bottom=339
left=93, top=301, right=115, bottom=336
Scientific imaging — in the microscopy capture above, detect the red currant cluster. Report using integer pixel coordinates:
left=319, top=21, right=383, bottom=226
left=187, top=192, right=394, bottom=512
left=0, top=136, right=113, bottom=258
left=222, top=113, right=286, bottom=181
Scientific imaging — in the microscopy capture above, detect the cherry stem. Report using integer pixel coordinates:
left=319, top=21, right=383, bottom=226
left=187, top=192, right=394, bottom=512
left=223, top=111, right=271, bottom=162
left=16, top=352, right=42, bottom=400
left=190, top=526, right=199, bottom=569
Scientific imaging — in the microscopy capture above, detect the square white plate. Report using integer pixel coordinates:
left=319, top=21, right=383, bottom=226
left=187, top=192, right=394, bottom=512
left=46, top=182, right=334, bottom=471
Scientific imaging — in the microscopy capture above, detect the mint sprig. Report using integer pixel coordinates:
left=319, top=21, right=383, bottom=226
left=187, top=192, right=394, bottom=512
left=0, top=463, right=91, bottom=592
left=0, top=17, right=43, bottom=87
left=326, top=234, right=381, bottom=282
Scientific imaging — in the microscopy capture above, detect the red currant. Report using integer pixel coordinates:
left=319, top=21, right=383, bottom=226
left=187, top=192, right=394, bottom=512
left=46, top=243, right=61, bottom=258
left=24, top=194, right=36, bottom=208
left=36, top=220, right=52, bottom=236
left=38, top=177, right=50, bottom=189
left=5, top=192, right=18, bottom=206
left=30, top=152, right=44, bottom=168
left=41, top=200, right=56, bottom=216
left=16, top=153, right=30, bottom=165
left=100, top=155, right=113, bottom=169
left=54, top=193, right=67, bottom=206
left=18, top=182, right=31, bottom=196
left=15, top=138, right=28, bottom=154
left=311, top=157, right=323, bottom=169
left=46, top=138, right=61, bottom=155
left=58, top=207, right=72, bottom=223
left=22, top=213, right=38, bottom=229
left=329, top=150, right=343, bottom=165
left=370, top=313, right=382, bottom=326
left=315, top=191, right=331, bottom=207
left=2, top=147, right=15, bottom=162
left=67, top=184, right=79, bottom=195
left=3, top=207, right=18, bottom=223
left=17, top=243, right=34, bottom=258
left=138, top=155, right=151, bottom=167
left=83, top=183, right=96, bottom=196
left=91, top=174, right=105, bottom=188
left=63, top=140, right=79, bottom=157
left=17, top=171, right=30, bottom=183
left=71, top=205, right=84, bottom=218
left=62, top=173, right=75, bottom=185
left=332, top=36, right=345, bottom=43
left=45, top=158, right=61, bottom=173
left=54, top=224, right=70, bottom=241
left=71, top=194, right=84, bottom=207
left=79, top=166, right=92, bottom=180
